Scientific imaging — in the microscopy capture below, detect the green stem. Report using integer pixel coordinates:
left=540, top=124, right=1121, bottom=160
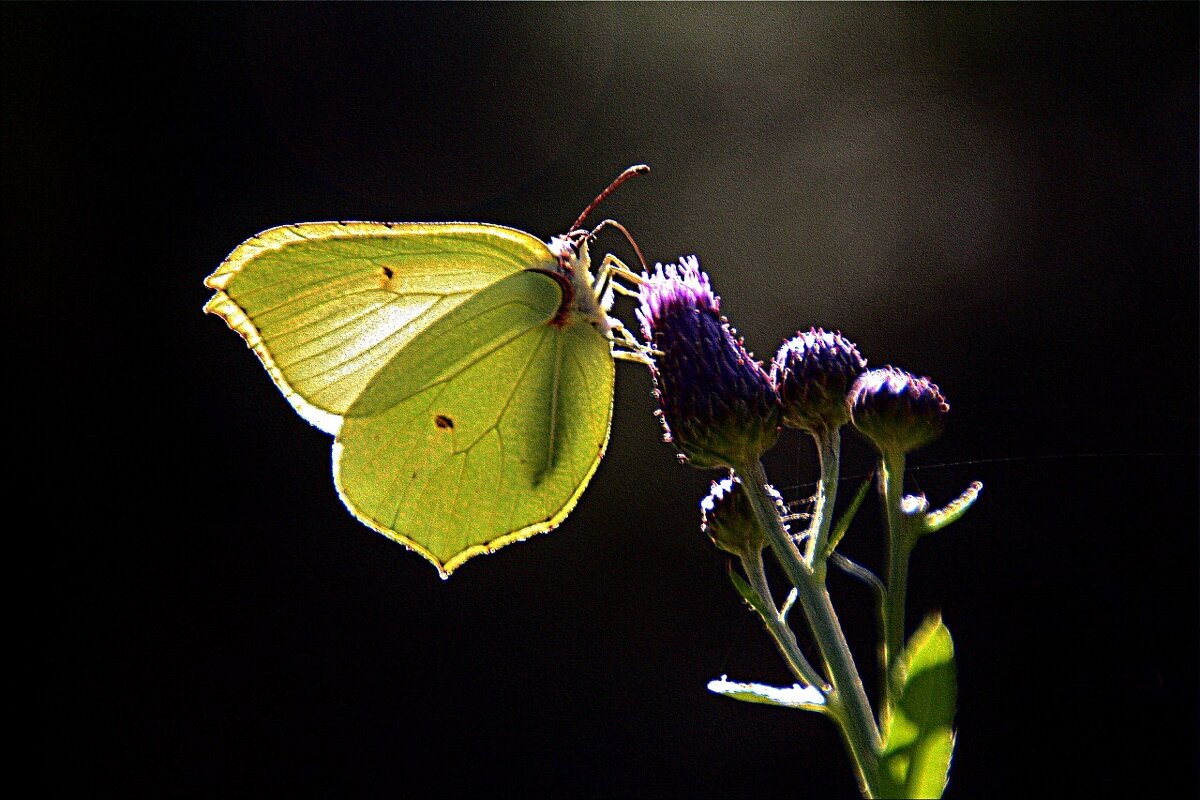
left=807, top=427, right=842, bottom=578
left=740, top=551, right=827, bottom=691
left=880, top=449, right=910, bottom=714
left=735, top=458, right=881, bottom=797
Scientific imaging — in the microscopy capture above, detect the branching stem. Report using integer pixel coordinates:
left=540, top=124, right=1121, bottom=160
left=740, top=551, right=827, bottom=692
left=734, top=458, right=881, bottom=797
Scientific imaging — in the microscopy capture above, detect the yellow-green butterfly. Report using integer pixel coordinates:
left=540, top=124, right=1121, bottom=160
left=205, top=167, right=651, bottom=577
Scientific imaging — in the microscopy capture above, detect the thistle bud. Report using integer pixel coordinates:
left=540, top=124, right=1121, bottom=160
left=700, top=476, right=777, bottom=557
left=771, top=328, right=866, bottom=433
left=849, top=367, right=949, bottom=454
left=637, top=257, right=780, bottom=469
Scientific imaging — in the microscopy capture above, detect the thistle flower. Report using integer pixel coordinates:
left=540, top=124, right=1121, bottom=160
left=700, top=475, right=778, bottom=557
left=849, top=367, right=949, bottom=454
left=637, top=256, right=780, bottom=469
left=771, top=328, right=867, bottom=433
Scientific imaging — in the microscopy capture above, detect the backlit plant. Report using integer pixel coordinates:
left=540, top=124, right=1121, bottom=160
left=640, top=258, right=981, bottom=798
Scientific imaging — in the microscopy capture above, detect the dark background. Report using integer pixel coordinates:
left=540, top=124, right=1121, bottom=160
left=12, top=3, right=1196, bottom=797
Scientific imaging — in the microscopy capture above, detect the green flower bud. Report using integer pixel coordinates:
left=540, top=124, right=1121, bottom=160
left=700, top=475, right=781, bottom=557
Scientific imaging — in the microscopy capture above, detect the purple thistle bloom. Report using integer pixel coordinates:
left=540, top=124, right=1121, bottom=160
left=637, top=256, right=780, bottom=469
left=849, top=367, right=949, bottom=454
left=771, top=328, right=867, bottom=433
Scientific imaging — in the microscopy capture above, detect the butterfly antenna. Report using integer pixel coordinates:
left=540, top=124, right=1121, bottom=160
left=589, top=218, right=649, bottom=273
left=570, top=164, right=650, bottom=233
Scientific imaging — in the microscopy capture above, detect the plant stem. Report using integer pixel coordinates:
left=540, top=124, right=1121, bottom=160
left=807, top=427, right=842, bottom=578
left=735, top=458, right=881, bottom=797
left=740, top=551, right=827, bottom=691
left=879, top=448, right=910, bottom=713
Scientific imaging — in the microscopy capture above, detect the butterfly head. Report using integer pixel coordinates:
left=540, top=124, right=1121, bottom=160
left=543, top=233, right=603, bottom=329
left=540, top=165, right=651, bottom=332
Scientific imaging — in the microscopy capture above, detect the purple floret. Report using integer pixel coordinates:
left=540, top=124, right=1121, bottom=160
left=636, top=256, right=720, bottom=340
left=637, top=256, right=779, bottom=469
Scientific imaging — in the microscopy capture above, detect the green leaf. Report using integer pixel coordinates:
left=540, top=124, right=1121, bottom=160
left=727, top=566, right=773, bottom=619
left=880, top=615, right=957, bottom=799
left=706, top=677, right=825, bottom=712
left=823, top=475, right=873, bottom=558
left=922, top=481, right=983, bottom=534
left=205, top=222, right=615, bottom=576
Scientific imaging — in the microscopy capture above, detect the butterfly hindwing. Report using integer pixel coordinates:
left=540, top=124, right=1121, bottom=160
left=334, top=270, right=615, bottom=575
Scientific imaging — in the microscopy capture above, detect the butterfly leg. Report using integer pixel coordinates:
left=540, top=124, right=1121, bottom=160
left=604, top=314, right=659, bottom=366
left=591, top=254, right=657, bottom=366
left=607, top=319, right=656, bottom=366
left=608, top=317, right=646, bottom=349
left=594, top=254, right=645, bottom=312
left=612, top=349, right=655, bottom=365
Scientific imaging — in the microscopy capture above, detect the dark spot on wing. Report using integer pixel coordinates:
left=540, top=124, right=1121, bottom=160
left=381, top=265, right=394, bottom=279
left=435, top=414, right=454, bottom=430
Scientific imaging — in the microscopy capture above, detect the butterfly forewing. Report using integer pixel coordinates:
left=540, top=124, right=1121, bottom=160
left=204, top=222, right=557, bottom=433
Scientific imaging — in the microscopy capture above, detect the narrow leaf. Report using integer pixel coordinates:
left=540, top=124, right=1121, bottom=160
left=727, top=564, right=773, bottom=619
left=922, top=481, right=983, bottom=534
left=706, top=676, right=825, bottom=711
left=880, top=615, right=957, bottom=799
left=824, top=475, right=873, bottom=558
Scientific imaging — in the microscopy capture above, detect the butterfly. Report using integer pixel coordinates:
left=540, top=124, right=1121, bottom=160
left=204, top=166, right=651, bottom=577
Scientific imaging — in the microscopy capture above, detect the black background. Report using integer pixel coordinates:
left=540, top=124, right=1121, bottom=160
left=13, top=4, right=1196, bottom=797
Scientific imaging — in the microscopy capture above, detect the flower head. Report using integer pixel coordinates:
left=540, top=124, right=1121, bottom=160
left=700, top=475, right=777, bottom=557
left=849, top=367, right=949, bottom=454
left=771, top=328, right=866, bottom=433
left=637, top=257, right=780, bottom=469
